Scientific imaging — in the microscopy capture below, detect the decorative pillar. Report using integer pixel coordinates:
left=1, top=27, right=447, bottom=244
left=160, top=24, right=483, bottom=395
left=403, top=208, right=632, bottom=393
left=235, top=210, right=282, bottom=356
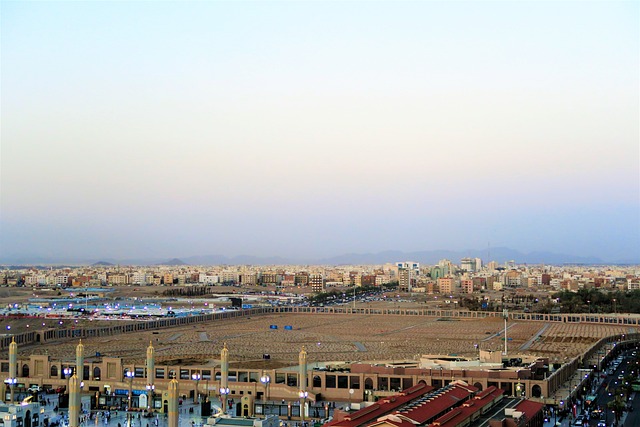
left=299, top=346, right=308, bottom=420
left=9, top=337, right=17, bottom=403
left=168, top=379, right=179, bottom=427
left=221, top=343, right=229, bottom=390
left=76, top=340, right=84, bottom=381
left=299, top=346, right=307, bottom=391
left=147, top=341, right=155, bottom=409
left=69, top=375, right=80, bottom=427
left=220, top=343, right=229, bottom=415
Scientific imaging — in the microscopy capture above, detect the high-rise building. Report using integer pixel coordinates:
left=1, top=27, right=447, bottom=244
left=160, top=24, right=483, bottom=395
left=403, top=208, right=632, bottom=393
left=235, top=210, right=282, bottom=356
left=309, top=274, right=324, bottom=293
left=460, top=258, right=475, bottom=272
left=398, top=268, right=413, bottom=292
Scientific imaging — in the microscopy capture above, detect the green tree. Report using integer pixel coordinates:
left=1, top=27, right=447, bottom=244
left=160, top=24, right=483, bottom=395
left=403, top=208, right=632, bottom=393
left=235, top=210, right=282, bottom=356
left=607, top=392, right=626, bottom=425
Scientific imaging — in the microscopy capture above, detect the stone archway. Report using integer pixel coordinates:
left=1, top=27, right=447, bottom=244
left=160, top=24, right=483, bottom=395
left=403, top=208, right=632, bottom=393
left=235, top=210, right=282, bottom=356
left=532, top=384, right=542, bottom=398
left=474, top=382, right=483, bottom=391
left=313, top=376, right=322, bottom=388
left=93, top=367, right=101, bottom=380
left=22, top=364, right=29, bottom=377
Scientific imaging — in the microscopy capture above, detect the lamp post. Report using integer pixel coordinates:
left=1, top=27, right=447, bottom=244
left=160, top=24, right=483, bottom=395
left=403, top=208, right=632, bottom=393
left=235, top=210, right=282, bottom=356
left=125, top=371, right=134, bottom=426
left=260, top=373, right=271, bottom=401
left=4, top=378, right=17, bottom=403
left=64, top=367, right=73, bottom=394
left=219, top=387, right=229, bottom=415
left=298, top=390, right=308, bottom=421
left=192, top=373, right=201, bottom=404
left=146, top=384, right=155, bottom=411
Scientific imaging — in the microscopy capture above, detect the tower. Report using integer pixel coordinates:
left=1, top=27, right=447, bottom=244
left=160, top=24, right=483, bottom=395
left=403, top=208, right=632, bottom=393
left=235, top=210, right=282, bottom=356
left=69, top=375, right=80, bottom=427
left=298, top=346, right=307, bottom=392
left=9, top=337, right=17, bottom=402
left=76, top=340, right=84, bottom=381
left=168, top=379, right=179, bottom=427
left=146, top=341, right=155, bottom=410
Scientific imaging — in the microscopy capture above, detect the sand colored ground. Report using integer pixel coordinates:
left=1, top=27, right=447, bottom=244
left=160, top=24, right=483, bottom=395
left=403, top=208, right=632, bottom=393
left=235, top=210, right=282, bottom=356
left=8, top=312, right=636, bottom=368
left=525, top=322, right=633, bottom=359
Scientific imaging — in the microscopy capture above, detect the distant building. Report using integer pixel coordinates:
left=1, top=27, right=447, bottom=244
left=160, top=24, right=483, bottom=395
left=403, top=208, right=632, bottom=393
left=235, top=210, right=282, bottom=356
left=309, top=274, right=324, bottom=293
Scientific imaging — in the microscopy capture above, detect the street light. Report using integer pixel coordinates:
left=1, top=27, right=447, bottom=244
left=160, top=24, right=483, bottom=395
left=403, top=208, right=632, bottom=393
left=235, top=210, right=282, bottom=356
left=260, top=373, right=271, bottom=402
left=146, top=384, right=155, bottom=411
left=125, top=371, right=134, bottom=426
left=219, top=387, right=229, bottom=415
left=299, top=390, right=308, bottom=421
left=63, top=367, right=73, bottom=394
left=4, top=378, right=17, bottom=403
left=192, top=373, right=201, bottom=404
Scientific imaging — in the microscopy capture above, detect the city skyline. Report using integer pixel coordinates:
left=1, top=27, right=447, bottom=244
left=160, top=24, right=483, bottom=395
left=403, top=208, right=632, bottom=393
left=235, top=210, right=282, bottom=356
left=1, top=1, right=638, bottom=262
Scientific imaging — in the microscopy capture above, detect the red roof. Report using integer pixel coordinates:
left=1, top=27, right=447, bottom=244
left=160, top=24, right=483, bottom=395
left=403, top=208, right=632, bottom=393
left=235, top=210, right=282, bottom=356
left=325, top=382, right=434, bottom=427
left=514, top=400, right=544, bottom=420
left=429, top=386, right=505, bottom=427
left=397, top=384, right=477, bottom=424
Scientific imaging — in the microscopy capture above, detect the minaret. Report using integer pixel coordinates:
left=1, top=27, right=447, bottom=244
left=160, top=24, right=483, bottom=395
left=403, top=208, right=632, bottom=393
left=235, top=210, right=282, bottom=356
left=9, top=337, right=17, bottom=402
left=503, top=309, right=508, bottom=355
left=167, top=379, right=179, bottom=427
left=76, top=340, right=84, bottom=381
left=221, top=343, right=229, bottom=390
left=146, top=341, right=155, bottom=409
left=220, top=343, right=229, bottom=415
left=69, top=374, right=80, bottom=427
left=299, top=346, right=307, bottom=392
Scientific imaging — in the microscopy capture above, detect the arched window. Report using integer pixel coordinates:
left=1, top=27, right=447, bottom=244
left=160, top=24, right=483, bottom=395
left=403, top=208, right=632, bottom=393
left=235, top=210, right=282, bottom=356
left=532, top=385, right=542, bottom=398
left=364, top=378, right=374, bottom=390
left=51, top=366, right=58, bottom=377
left=93, top=367, right=101, bottom=380
left=474, top=382, right=483, bottom=391
left=313, top=375, right=322, bottom=388
left=22, top=364, right=30, bottom=378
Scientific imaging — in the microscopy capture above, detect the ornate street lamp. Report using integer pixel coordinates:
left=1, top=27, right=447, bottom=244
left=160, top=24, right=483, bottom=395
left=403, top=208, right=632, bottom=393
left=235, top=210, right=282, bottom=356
left=260, top=373, right=271, bottom=401
left=146, top=384, right=155, bottom=411
left=219, top=387, right=230, bottom=415
left=4, top=378, right=17, bottom=403
left=63, top=368, right=73, bottom=395
left=125, top=371, right=135, bottom=426
left=299, top=390, right=308, bottom=421
left=192, top=373, right=201, bottom=404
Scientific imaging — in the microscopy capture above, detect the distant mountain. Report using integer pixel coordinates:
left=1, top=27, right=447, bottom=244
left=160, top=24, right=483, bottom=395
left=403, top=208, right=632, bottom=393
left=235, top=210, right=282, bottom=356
left=318, top=247, right=607, bottom=265
left=183, top=254, right=295, bottom=266
left=1, top=247, right=633, bottom=266
left=157, top=258, right=188, bottom=266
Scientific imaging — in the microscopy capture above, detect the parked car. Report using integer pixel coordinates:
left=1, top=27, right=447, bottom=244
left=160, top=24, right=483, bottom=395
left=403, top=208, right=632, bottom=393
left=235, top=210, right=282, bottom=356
left=27, top=385, right=41, bottom=393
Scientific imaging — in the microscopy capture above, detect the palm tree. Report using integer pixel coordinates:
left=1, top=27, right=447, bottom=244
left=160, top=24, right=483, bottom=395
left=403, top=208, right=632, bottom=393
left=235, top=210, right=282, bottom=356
left=607, top=392, right=626, bottom=426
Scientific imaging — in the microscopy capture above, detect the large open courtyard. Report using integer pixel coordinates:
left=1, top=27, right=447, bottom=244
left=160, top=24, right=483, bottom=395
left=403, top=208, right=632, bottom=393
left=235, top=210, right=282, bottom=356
left=7, top=311, right=635, bottom=368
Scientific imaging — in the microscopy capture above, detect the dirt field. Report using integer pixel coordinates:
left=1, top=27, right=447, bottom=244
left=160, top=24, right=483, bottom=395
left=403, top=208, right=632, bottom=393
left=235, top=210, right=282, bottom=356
left=1, top=286, right=635, bottom=368
left=5, top=312, right=633, bottom=368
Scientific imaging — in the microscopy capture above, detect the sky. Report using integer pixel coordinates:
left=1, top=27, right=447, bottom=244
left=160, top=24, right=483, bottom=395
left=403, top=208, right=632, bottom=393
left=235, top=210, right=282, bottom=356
left=1, top=1, right=639, bottom=263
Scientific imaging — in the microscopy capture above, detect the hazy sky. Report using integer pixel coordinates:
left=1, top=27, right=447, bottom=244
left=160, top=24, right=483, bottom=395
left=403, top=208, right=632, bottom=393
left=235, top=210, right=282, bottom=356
left=1, top=1, right=638, bottom=262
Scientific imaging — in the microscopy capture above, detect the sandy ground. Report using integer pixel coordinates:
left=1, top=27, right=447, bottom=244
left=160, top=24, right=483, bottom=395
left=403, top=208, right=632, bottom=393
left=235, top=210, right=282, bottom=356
left=1, top=285, right=635, bottom=367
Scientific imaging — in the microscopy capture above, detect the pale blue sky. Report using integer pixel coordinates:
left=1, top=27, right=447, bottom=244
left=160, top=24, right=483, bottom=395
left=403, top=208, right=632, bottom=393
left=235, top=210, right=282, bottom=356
left=1, top=1, right=638, bottom=262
